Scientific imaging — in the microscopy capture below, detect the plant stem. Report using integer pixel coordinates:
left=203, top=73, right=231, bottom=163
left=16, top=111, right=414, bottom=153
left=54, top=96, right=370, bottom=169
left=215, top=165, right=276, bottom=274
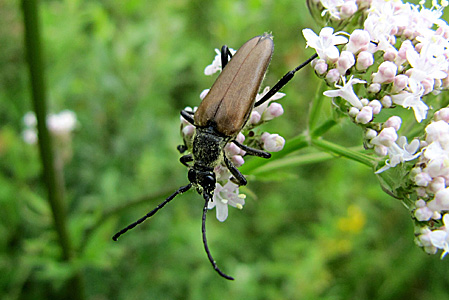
left=311, top=138, right=377, bottom=168
left=251, top=146, right=366, bottom=175
left=21, top=1, right=84, bottom=299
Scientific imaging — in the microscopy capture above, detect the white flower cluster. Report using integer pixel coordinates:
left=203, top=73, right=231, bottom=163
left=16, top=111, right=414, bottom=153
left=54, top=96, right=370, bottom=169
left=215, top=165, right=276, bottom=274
left=22, top=110, right=78, bottom=145
left=306, top=0, right=449, bottom=257
left=413, top=108, right=449, bottom=257
left=179, top=47, right=287, bottom=222
left=304, top=0, right=449, bottom=170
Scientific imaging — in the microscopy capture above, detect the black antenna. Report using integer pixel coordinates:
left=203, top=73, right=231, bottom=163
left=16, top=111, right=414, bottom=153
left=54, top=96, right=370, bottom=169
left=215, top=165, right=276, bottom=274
left=255, top=53, right=319, bottom=108
left=112, top=183, right=192, bottom=241
left=202, top=193, right=234, bottom=280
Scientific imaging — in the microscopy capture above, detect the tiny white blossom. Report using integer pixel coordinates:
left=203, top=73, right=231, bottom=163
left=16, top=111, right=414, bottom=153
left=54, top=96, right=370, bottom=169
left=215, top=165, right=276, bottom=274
left=204, top=48, right=237, bottom=75
left=209, top=181, right=246, bottom=222
left=429, top=214, right=449, bottom=258
left=391, top=80, right=428, bottom=122
left=303, top=27, right=348, bottom=62
left=323, top=76, right=366, bottom=109
left=375, top=136, right=421, bottom=173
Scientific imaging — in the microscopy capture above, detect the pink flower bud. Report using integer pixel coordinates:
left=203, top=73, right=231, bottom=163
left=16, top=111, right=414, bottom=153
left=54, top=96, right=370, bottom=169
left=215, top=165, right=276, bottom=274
left=373, top=61, right=398, bottom=84
left=182, top=124, right=195, bottom=137
left=374, top=145, right=388, bottom=156
left=434, top=108, right=449, bottom=123
left=381, top=95, right=392, bottom=108
left=384, top=116, right=402, bottom=131
left=421, top=78, right=434, bottom=95
left=249, top=111, right=261, bottom=125
left=337, top=51, right=355, bottom=75
left=340, top=0, right=358, bottom=18
left=392, top=74, right=408, bottom=93
left=383, top=48, right=397, bottom=61
left=415, top=206, right=434, bottom=221
left=367, top=83, right=381, bottom=93
left=348, top=107, right=360, bottom=117
left=325, top=68, right=340, bottom=84
left=430, top=177, right=446, bottom=193
left=414, top=172, right=432, bottom=187
left=231, top=155, right=245, bottom=167
left=355, top=51, right=374, bottom=70
left=365, top=128, right=377, bottom=139
left=355, top=106, right=373, bottom=124
left=369, top=100, right=382, bottom=114
left=263, top=103, right=284, bottom=121
left=236, top=132, right=245, bottom=144
left=314, top=60, right=328, bottom=75
left=225, top=142, right=242, bottom=156
left=396, top=40, right=414, bottom=64
left=371, top=127, right=398, bottom=147
left=262, top=133, right=285, bottom=152
left=346, top=29, right=370, bottom=54
left=428, top=188, right=449, bottom=211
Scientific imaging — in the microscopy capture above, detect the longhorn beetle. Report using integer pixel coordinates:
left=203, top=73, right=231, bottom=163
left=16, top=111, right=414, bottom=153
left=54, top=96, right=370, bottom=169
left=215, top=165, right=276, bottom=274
left=113, top=34, right=317, bottom=280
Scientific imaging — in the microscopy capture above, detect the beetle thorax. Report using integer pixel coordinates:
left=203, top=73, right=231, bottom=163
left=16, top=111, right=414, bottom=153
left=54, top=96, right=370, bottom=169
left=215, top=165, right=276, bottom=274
left=192, top=125, right=228, bottom=169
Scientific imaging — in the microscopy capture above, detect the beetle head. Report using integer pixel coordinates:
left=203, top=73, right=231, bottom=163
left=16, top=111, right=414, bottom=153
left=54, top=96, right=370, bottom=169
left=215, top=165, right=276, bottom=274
left=188, top=167, right=216, bottom=195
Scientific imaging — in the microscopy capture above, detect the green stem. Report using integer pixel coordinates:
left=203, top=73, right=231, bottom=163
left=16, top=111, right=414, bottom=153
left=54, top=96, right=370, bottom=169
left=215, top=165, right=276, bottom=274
left=251, top=146, right=366, bottom=175
left=21, top=1, right=84, bottom=299
left=308, top=81, right=326, bottom=131
left=311, top=138, right=376, bottom=168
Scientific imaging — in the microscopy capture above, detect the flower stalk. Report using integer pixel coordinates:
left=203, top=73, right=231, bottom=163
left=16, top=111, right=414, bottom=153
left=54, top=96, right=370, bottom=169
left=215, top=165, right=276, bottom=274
left=21, top=0, right=84, bottom=299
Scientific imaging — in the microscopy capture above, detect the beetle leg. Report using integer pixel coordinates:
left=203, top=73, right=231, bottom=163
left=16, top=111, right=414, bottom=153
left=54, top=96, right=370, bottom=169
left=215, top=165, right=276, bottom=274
left=220, top=45, right=233, bottom=69
left=223, top=153, right=247, bottom=186
left=177, top=144, right=188, bottom=154
left=232, top=140, right=271, bottom=159
left=254, top=53, right=318, bottom=108
left=180, top=153, right=193, bottom=167
left=180, top=109, right=195, bottom=124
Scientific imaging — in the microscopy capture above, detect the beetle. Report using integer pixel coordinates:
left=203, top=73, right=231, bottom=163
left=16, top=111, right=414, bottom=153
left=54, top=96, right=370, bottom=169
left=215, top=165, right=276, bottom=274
left=113, top=34, right=317, bottom=280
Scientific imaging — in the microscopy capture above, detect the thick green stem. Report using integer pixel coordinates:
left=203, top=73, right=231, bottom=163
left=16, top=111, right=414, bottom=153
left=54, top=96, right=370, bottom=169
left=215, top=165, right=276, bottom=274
left=21, top=1, right=84, bottom=299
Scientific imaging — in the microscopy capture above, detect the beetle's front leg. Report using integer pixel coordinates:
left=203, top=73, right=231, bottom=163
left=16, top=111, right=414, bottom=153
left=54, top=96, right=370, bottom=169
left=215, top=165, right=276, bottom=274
left=223, top=153, right=247, bottom=186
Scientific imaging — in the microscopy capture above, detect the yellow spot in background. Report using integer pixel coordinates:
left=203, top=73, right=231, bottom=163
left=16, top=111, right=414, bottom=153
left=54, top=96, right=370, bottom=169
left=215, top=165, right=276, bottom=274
left=337, top=205, right=366, bottom=234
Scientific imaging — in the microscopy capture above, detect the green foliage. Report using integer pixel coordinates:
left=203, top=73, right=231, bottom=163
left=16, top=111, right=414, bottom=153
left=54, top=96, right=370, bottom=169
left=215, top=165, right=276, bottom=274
left=2, top=0, right=449, bottom=299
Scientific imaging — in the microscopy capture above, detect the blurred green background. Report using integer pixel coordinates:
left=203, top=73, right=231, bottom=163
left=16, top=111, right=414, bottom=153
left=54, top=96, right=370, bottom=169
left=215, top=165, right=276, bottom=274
left=2, top=0, right=449, bottom=299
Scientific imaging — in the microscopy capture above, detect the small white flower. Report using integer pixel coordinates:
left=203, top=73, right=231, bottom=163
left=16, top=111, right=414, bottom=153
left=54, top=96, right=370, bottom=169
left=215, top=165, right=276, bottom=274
left=375, top=136, right=421, bottom=173
left=47, top=110, right=78, bottom=136
left=209, top=181, right=245, bottom=222
left=303, top=27, right=348, bottom=62
left=429, top=214, right=449, bottom=258
left=323, top=76, right=366, bottom=109
left=204, top=48, right=237, bottom=75
left=391, top=80, right=428, bottom=123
